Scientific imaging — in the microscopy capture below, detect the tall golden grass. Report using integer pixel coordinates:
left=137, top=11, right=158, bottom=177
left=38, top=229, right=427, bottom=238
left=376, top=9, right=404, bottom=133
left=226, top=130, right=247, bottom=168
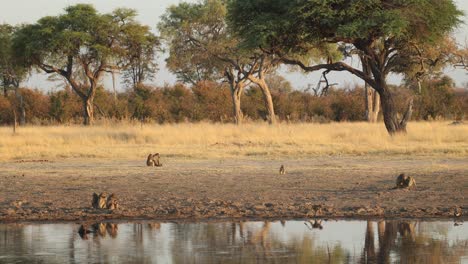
left=0, top=122, right=466, bottom=160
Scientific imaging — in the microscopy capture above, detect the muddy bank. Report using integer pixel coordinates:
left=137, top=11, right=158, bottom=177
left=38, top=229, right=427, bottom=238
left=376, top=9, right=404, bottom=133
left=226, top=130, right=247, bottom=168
left=0, top=156, right=466, bottom=222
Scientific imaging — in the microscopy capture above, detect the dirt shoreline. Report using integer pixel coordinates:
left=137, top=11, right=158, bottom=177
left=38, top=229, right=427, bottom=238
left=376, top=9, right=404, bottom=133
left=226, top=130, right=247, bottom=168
left=0, top=156, right=466, bottom=223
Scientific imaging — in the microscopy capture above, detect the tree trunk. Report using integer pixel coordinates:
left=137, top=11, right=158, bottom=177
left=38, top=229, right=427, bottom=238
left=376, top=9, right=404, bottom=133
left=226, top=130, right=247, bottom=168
left=14, top=87, right=25, bottom=125
left=12, top=108, right=17, bottom=134
left=363, top=60, right=380, bottom=122
left=365, top=84, right=380, bottom=122
left=231, top=87, right=243, bottom=125
left=253, top=78, right=277, bottom=125
left=83, top=97, right=94, bottom=126
left=378, top=87, right=412, bottom=135
left=19, top=96, right=25, bottom=126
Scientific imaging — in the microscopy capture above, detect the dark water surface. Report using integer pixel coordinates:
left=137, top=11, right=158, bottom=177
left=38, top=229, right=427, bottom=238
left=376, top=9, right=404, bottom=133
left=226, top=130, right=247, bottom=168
left=0, top=220, right=467, bottom=263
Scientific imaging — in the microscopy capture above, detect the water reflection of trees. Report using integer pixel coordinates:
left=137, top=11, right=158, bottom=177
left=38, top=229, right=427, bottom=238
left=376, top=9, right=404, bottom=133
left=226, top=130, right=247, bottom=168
left=169, top=220, right=348, bottom=263
left=360, top=221, right=467, bottom=264
left=0, top=220, right=466, bottom=263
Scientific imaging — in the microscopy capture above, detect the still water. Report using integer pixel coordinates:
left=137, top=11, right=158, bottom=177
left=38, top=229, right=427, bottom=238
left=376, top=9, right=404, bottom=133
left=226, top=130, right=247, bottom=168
left=0, top=220, right=467, bottom=264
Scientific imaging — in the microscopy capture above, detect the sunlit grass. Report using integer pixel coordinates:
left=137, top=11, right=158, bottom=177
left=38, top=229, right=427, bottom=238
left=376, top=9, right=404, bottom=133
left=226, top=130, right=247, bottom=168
left=0, top=121, right=466, bottom=161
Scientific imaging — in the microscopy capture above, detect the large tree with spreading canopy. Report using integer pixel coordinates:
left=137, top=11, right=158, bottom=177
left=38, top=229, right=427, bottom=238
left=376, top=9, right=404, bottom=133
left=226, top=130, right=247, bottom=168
left=228, top=0, right=463, bottom=134
left=13, top=4, right=157, bottom=125
left=0, top=24, right=29, bottom=125
left=159, top=0, right=279, bottom=125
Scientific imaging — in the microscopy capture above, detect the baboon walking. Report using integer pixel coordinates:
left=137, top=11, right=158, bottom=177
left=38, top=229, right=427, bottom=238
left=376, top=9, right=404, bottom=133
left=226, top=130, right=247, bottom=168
left=279, top=165, right=285, bottom=175
left=147, top=153, right=162, bottom=167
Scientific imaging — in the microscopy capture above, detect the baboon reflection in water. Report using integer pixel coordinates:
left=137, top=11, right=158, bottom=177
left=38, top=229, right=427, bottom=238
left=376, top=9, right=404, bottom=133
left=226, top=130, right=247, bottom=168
left=305, top=219, right=324, bottom=230
left=78, top=223, right=119, bottom=240
left=148, top=222, right=161, bottom=230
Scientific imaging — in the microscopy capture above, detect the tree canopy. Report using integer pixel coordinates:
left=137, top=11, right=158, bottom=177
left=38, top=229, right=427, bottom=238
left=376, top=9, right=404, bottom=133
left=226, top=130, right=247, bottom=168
left=0, top=24, right=27, bottom=94
left=228, top=0, right=463, bottom=133
left=159, top=0, right=280, bottom=124
left=13, top=4, right=158, bottom=125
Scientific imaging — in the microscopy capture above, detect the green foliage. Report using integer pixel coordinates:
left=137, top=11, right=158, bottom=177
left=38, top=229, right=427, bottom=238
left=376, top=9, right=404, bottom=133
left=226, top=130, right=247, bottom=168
left=410, top=76, right=461, bottom=120
left=265, top=74, right=293, bottom=94
left=228, top=0, right=463, bottom=78
left=116, top=8, right=160, bottom=87
left=12, top=4, right=158, bottom=125
left=14, top=5, right=110, bottom=66
left=0, top=24, right=28, bottom=91
left=13, top=4, right=158, bottom=94
left=159, top=0, right=233, bottom=84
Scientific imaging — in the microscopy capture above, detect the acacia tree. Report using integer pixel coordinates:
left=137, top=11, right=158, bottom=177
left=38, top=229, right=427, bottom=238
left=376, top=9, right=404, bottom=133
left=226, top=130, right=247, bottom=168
left=159, top=0, right=278, bottom=124
left=117, top=8, right=160, bottom=88
left=0, top=24, right=28, bottom=125
left=228, top=0, right=463, bottom=134
left=13, top=4, right=153, bottom=125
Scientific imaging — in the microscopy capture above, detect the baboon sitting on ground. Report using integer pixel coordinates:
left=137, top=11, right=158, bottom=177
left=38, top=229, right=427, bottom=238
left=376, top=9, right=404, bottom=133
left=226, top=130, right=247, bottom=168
left=92, top=192, right=118, bottom=209
left=92, top=193, right=108, bottom=209
left=147, top=153, right=163, bottom=167
left=106, top=193, right=119, bottom=210
left=395, top=173, right=416, bottom=189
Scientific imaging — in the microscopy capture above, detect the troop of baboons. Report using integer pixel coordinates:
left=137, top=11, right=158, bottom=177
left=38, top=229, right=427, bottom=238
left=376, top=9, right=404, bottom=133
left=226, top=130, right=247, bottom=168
left=92, top=192, right=119, bottom=210
left=82, top=154, right=424, bottom=230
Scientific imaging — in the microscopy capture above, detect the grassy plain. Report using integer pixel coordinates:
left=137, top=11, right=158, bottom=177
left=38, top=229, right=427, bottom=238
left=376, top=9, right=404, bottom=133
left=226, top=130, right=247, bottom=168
left=0, top=121, right=467, bottom=161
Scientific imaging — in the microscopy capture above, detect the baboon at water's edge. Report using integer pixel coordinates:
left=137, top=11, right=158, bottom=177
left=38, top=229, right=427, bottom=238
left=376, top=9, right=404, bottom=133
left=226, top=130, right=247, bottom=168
left=92, top=193, right=108, bottom=209
left=106, top=193, right=119, bottom=210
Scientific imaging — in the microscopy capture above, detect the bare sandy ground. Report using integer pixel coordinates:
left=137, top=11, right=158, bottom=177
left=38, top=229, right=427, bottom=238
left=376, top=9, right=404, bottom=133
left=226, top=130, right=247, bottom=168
left=0, top=156, right=466, bottom=222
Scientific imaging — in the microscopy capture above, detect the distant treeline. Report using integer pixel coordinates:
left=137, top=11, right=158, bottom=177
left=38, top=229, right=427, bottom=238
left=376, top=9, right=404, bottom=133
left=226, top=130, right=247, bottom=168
left=1, top=77, right=466, bottom=125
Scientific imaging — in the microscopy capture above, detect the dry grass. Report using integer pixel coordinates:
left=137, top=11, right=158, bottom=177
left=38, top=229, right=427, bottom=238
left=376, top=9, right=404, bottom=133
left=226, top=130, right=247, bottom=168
left=0, top=122, right=466, bottom=161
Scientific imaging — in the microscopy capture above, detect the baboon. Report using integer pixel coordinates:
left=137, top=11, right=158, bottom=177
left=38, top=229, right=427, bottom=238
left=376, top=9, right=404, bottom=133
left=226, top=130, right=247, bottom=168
left=395, top=173, right=416, bottom=189
left=92, top=192, right=108, bottom=209
left=454, top=207, right=462, bottom=217
left=279, top=165, right=285, bottom=175
left=147, top=153, right=163, bottom=167
left=106, top=193, right=119, bottom=210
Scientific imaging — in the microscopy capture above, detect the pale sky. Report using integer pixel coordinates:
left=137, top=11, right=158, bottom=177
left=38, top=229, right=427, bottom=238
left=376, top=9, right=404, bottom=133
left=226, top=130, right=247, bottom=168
left=0, top=0, right=467, bottom=90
